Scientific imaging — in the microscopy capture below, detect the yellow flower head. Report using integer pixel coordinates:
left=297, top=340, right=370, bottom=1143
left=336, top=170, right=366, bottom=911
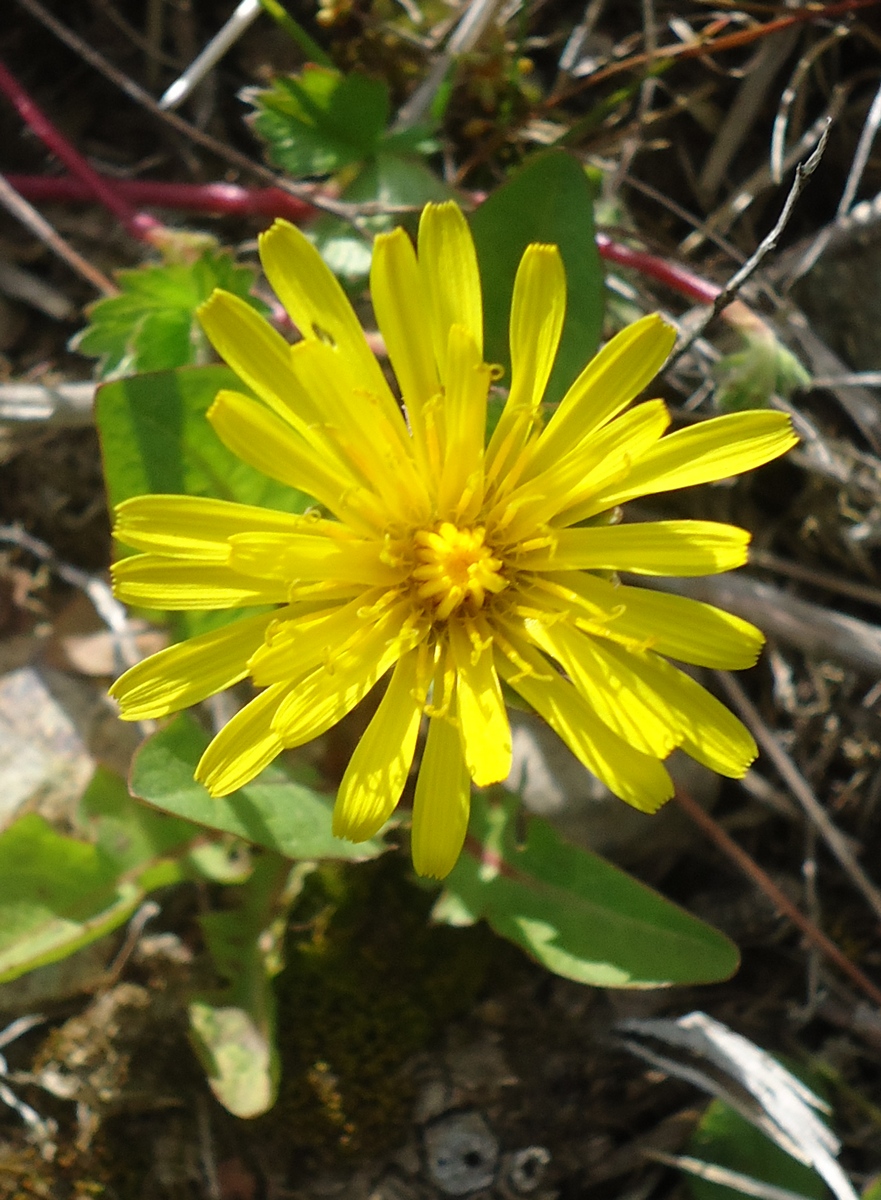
left=110, top=203, right=797, bottom=878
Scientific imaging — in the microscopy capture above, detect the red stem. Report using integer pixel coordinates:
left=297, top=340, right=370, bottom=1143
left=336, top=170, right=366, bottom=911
left=9, top=171, right=726, bottom=308
left=7, top=174, right=316, bottom=225
left=0, top=56, right=163, bottom=244
left=595, top=232, right=720, bottom=305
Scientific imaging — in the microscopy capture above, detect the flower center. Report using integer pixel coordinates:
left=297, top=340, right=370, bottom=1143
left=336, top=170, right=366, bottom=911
left=410, top=522, right=507, bottom=621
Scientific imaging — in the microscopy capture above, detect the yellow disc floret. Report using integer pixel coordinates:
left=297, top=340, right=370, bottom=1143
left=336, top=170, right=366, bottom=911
left=411, top=522, right=507, bottom=620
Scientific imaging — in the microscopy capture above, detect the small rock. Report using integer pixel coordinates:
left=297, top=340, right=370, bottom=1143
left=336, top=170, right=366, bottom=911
left=423, top=1111, right=498, bottom=1196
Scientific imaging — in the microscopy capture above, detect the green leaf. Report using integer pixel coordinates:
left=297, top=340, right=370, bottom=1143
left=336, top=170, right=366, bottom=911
left=249, top=67, right=390, bottom=176
left=74, top=248, right=267, bottom=379
left=189, top=854, right=307, bottom=1117
left=96, top=364, right=309, bottom=514
left=470, top=150, right=605, bottom=405
left=686, top=1099, right=828, bottom=1200
left=435, top=792, right=739, bottom=987
left=309, top=154, right=456, bottom=290
left=79, top=765, right=197, bottom=873
left=130, top=712, right=387, bottom=862
left=0, top=812, right=183, bottom=983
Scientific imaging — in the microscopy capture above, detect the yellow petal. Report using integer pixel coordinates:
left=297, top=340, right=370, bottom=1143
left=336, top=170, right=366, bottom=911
left=597, top=641, right=757, bottom=776
left=486, top=244, right=565, bottom=474
left=207, top=389, right=384, bottom=535
left=248, top=593, right=385, bottom=686
left=259, top=218, right=393, bottom=407
left=527, top=314, right=676, bottom=477
left=449, top=622, right=512, bottom=785
left=539, top=572, right=764, bottom=669
left=270, top=604, right=422, bottom=745
left=437, top=325, right=491, bottom=519
left=418, top=202, right=483, bottom=380
left=411, top=707, right=471, bottom=879
left=522, top=520, right=751, bottom=576
left=495, top=631, right=673, bottom=813
left=110, top=609, right=277, bottom=719
left=113, top=494, right=319, bottom=561
left=196, top=682, right=290, bottom=795
left=333, top=645, right=431, bottom=841
left=112, top=555, right=290, bottom=609
left=526, top=619, right=679, bottom=758
left=228, top=532, right=398, bottom=586
left=198, top=290, right=313, bottom=426
left=576, top=410, right=799, bottom=517
left=499, top=400, right=670, bottom=538
left=289, top=337, right=429, bottom=523
left=371, top=227, right=439, bottom=420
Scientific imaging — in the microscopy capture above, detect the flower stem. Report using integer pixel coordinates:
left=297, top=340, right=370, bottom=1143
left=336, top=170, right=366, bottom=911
left=7, top=174, right=316, bottom=225
left=10, top=171, right=730, bottom=308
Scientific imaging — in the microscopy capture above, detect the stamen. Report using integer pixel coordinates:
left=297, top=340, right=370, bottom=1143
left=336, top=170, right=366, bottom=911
left=408, top=522, right=507, bottom=621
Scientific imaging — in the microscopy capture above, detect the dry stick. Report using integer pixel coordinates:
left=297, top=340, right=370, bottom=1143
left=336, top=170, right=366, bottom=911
left=770, top=25, right=848, bottom=185
left=0, top=55, right=162, bottom=244
left=790, top=72, right=881, bottom=282
left=0, top=524, right=141, bottom=672
left=674, top=787, right=881, bottom=1009
left=669, top=128, right=829, bottom=370
left=0, top=173, right=116, bottom=295
left=682, top=87, right=848, bottom=254
left=717, top=670, right=881, bottom=926
left=14, top=0, right=366, bottom=227
left=545, top=0, right=881, bottom=108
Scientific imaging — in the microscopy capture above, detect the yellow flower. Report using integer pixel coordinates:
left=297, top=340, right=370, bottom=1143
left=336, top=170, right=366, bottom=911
left=110, top=202, right=797, bottom=878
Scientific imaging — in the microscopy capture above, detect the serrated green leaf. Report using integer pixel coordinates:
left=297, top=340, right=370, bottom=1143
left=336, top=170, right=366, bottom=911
left=75, top=248, right=267, bottom=379
left=249, top=67, right=390, bottom=176
left=0, top=812, right=183, bottom=983
left=435, top=792, right=739, bottom=987
left=470, top=150, right=605, bottom=405
left=130, top=712, right=388, bottom=862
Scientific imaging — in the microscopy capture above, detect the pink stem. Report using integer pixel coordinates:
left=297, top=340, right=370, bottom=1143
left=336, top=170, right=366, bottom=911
left=8, top=174, right=316, bottom=225
left=9, top=171, right=727, bottom=309
left=0, top=57, right=163, bottom=244
left=595, top=232, right=720, bottom=305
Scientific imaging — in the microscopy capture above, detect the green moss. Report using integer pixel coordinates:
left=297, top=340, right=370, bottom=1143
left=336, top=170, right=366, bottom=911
left=259, top=855, right=509, bottom=1168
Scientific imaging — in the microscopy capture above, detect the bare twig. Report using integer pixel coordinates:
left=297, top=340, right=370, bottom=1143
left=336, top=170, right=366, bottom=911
left=393, top=0, right=505, bottom=130
left=770, top=25, right=848, bottom=184
left=0, top=174, right=116, bottom=296
left=790, top=73, right=881, bottom=281
left=675, top=787, right=881, bottom=1008
left=13, top=0, right=373, bottom=227
left=0, top=524, right=141, bottom=673
left=645, top=1151, right=823, bottom=1200
left=716, top=670, right=881, bottom=926
left=0, top=381, right=95, bottom=424
left=683, top=89, right=847, bottom=255
left=159, top=0, right=262, bottom=111
left=671, top=130, right=829, bottom=368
